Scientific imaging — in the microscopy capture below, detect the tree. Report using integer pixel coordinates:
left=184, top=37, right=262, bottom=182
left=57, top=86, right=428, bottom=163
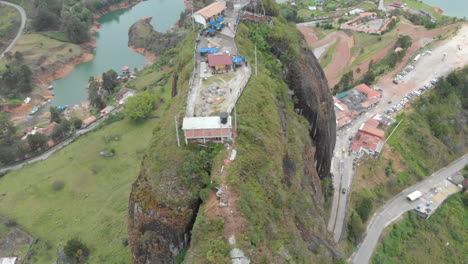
left=0, top=113, right=18, bottom=145
left=63, top=14, right=89, bottom=44
left=87, top=77, right=105, bottom=109
left=356, top=197, right=373, bottom=222
left=27, top=133, right=48, bottom=151
left=64, top=237, right=89, bottom=263
left=0, top=52, right=34, bottom=95
left=71, top=117, right=83, bottom=130
left=102, top=69, right=118, bottom=93
left=348, top=211, right=365, bottom=242
left=124, top=91, right=156, bottom=121
left=51, top=119, right=71, bottom=141
left=50, top=106, right=62, bottom=123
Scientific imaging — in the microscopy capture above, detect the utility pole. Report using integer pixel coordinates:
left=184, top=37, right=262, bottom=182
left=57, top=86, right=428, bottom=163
left=175, top=116, right=181, bottom=147
left=234, top=105, right=237, bottom=134
left=254, top=45, right=258, bottom=77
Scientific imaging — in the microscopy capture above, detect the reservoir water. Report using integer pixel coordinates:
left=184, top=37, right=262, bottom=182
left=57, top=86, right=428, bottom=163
left=422, top=0, right=468, bottom=18
left=51, top=0, right=185, bottom=107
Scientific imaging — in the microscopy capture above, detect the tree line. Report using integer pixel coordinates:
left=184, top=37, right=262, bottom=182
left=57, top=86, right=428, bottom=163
left=0, top=51, right=34, bottom=97
left=30, top=0, right=135, bottom=44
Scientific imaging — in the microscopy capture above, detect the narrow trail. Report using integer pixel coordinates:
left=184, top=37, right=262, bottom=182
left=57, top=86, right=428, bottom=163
left=0, top=0, right=26, bottom=59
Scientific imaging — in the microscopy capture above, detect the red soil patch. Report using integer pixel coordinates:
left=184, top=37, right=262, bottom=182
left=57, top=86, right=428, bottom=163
left=297, top=26, right=318, bottom=46
left=130, top=46, right=157, bottom=63
left=323, top=32, right=353, bottom=88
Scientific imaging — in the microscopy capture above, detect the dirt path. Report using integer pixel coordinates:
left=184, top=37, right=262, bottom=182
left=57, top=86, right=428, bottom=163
left=205, top=148, right=245, bottom=241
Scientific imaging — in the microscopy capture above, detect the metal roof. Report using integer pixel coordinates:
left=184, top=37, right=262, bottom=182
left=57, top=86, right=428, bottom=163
left=183, top=116, right=232, bottom=130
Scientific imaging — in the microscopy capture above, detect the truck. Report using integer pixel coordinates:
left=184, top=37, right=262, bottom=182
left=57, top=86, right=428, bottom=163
left=406, top=190, right=422, bottom=201
left=413, top=54, right=421, bottom=62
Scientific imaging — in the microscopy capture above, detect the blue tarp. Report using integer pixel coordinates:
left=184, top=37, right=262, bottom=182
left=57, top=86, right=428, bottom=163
left=208, top=47, right=219, bottom=54
left=215, top=23, right=222, bottom=28
left=198, top=47, right=210, bottom=53
left=232, top=57, right=244, bottom=63
left=208, top=28, right=216, bottom=33
left=217, top=17, right=224, bottom=22
left=59, top=105, right=68, bottom=110
left=209, top=21, right=216, bottom=26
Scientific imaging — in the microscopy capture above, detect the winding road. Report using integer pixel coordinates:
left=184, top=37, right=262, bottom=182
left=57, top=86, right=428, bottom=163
left=0, top=0, right=27, bottom=59
left=350, top=154, right=468, bottom=264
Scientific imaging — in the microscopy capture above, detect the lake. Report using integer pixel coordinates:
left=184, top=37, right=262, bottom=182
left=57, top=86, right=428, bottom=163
left=51, top=0, right=185, bottom=107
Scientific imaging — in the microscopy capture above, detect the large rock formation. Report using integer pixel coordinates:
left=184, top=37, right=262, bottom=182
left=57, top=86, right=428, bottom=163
left=270, top=35, right=336, bottom=179
left=128, top=16, right=186, bottom=57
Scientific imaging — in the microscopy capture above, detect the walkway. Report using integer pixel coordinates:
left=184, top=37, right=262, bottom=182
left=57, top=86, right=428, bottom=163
left=349, top=154, right=468, bottom=264
left=0, top=1, right=26, bottom=59
left=185, top=1, right=252, bottom=117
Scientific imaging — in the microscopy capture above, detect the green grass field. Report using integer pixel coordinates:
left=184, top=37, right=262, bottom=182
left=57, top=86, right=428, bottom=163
left=347, top=29, right=397, bottom=71
left=373, top=193, right=467, bottom=264
left=319, top=39, right=338, bottom=68
left=0, top=55, right=175, bottom=262
left=0, top=34, right=83, bottom=73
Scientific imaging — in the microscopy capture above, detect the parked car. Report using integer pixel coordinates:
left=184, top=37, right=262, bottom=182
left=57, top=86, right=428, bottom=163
left=342, top=188, right=346, bottom=194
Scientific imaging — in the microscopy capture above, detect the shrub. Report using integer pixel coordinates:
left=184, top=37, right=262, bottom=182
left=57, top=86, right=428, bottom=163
left=3, top=217, right=17, bottom=227
left=64, top=237, right=89, bottom=263
left=52, top=180, right=65, bottom=191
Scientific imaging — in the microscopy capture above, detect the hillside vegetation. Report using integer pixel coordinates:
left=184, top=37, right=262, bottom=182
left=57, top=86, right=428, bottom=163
left=347, top=66, right=468, bottom=246
left=0, top=46, right=179, bottom=262
left=0, top=4, right=21, bottom=53
left=373, top=193, right=468, bottom=264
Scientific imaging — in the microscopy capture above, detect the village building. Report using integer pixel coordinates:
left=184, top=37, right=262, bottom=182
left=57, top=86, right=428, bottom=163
left=82, top=116, right=97, bottom=128
left=100, top=106, right=115, bottom=117
left=349, top=131, right=385, bottom=156
left=208, top=52, right=233, bottom=73
left=116, top=88, right=136, bottom=105
left=193, top=2, right=226, bottom=28
left=182, top=113, right=233, bottom=144
left=334, top=96, right=353, bottom=129
left=354, top=83, right=382, bottom=109
left=390, top=1, right=404, bottom=8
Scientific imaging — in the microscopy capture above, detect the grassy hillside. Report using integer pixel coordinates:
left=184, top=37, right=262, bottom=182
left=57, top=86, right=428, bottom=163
left=347, top=66, right=468, bottom=247
left=0, top=34, right=83, bottom=73
left=0, top=46, right=179, bottom=262
left=373, top=193, right=467, bottom=264
left=184, top=17, right=336, bottom=263
left=0, top=4, right=21, bottom=53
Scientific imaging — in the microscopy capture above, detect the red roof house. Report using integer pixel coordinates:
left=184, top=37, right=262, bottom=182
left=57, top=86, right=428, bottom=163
left=350, top=131, right=385, bottom=154
left=355, top=84, right=381, bottom=99
left=208, top=53, right=232, bottom=68
left=359, top=124, right=385, bottom=139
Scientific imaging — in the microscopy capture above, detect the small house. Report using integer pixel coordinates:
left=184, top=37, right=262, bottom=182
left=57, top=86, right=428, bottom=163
left=208, top=53, right=232, bottom=73
left=82, top=116, right=97, bottom=127
left=391, top=1, right=404, bottom=8
left=116, top=88, right=136, bottom=105
left=182, top=113, right=233, bottom=144
left=193, top=2, right=226, bottom=27
left=100, top=106, right=115, bottom=117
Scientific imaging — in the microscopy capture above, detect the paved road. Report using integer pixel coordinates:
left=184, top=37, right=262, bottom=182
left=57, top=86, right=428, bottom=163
left=0, top=107, right=123, bottom=173
left=0, top=0, right=26, bottom=59
left=350, top=154, right=468, bottom=264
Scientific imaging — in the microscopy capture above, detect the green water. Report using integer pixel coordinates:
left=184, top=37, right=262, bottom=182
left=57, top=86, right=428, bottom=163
left=422, top=0, right=468, bottom=18
left=51, top=0, right=184, bottom=107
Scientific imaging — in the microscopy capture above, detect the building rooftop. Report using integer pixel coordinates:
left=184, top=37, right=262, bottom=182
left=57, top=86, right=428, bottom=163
left=182, top=116, right=232, bottom=130
left=350, top=131, right=385, bottom=153
left=359, top=123, right=385, bottom=139
left=365, top=119, right=380, bottom=128
left=355, top=84, right=381, bottom=98
left=194, top=2, right=226, bottom=19
left=208, top=53, right=233, bottom=67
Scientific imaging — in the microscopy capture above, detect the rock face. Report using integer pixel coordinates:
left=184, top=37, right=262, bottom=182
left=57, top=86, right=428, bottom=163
left=270, top=36, right=336, bottom=179
left=127, top=164, right=202, bottom=264
left=128, top=16, right=186, bottom=57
